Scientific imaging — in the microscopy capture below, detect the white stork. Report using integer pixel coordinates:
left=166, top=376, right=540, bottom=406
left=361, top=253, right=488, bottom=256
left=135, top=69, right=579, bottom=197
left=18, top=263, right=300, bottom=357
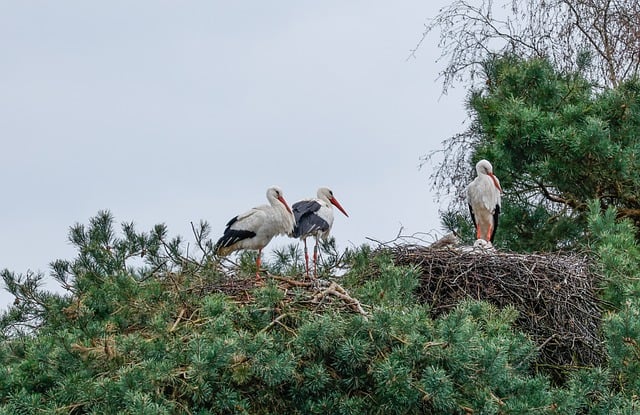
left=291, top=187, right=348, bottom=277
left=215, top=186, right=294, bottom=277
left=466, top=159, right=503, bottom=244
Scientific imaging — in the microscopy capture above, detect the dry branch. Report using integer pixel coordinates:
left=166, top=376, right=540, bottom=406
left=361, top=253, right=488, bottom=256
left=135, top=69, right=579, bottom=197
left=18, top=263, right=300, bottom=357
left=191, top=272, right=369, bottom=318
left=311, top=281, right=368, bottom=318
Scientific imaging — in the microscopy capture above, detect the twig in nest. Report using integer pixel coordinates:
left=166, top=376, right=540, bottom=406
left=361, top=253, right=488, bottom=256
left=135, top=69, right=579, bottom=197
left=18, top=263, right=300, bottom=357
left=312, top=281, right=368, bottom=318
left=269, top=274, right=313, bottom=287
left=366, top=226, right=446, bottom=248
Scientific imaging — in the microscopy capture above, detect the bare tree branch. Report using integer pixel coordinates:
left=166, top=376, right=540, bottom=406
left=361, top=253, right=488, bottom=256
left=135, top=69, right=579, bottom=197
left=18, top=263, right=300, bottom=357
left=417, top=0, right=640, bottom=92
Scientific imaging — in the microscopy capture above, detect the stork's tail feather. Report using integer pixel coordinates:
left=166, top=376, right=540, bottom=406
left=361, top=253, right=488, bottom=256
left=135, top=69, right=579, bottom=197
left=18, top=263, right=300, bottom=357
left=215, top=229, right=256, bottom=256
left=215, top=245, right=235, bottom=257
left=214, top=237, right=232, bottom=256
left=291, top=225, right=302, bottom=239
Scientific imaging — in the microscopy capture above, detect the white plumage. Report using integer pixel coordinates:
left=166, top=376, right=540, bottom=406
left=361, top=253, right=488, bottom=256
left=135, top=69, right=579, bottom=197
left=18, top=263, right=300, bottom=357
left=466, top=159, right=502, bottom=244
left=215, top=186, right=294, bottom=276
left=291, top=187, right=348, bottom=277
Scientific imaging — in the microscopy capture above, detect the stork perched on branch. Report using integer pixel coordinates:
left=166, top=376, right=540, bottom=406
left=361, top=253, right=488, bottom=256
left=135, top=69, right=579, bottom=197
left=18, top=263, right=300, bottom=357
left=466, top=159, right=502, bottom=245
left=291, top=187, right=348, bottom=277
left=215, top=186, right=294, bottom=278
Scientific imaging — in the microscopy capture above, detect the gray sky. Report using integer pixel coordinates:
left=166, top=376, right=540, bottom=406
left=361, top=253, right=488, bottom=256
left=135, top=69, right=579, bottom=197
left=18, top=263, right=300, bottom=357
left=0, top=1, right=467, bottom=311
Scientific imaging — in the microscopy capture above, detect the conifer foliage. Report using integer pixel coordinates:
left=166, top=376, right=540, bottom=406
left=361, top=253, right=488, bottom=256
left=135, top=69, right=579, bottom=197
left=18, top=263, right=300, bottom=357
left=428, top=56, right=640, bottom=252
left=3, top=208, right=640, bottom=413
left=0, top=212, right=582, bottom=413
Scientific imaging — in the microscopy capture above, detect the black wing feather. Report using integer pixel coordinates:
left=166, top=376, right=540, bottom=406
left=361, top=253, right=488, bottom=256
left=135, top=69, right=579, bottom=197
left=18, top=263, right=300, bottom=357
left=225, top=216, right=239, bottom=227
left=215, top=216, right=257, bottom=252
left=293, top=214, right=330, bottom=238
left=468, top=204, right=477, bottom=230
left=292, top=200, right=321, bottom=222
left=292, top=200, right=328, bottom=238
left=490, top=204, right=500, bottom=243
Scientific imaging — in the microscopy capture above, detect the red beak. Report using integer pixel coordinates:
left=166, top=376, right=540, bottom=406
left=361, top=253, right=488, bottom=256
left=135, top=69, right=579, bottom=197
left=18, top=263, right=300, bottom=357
left=278, top=196, right=293, bottom=214
left=330, top=197, right=349, bottom=217
left=489, top=173, right=503, bottom=193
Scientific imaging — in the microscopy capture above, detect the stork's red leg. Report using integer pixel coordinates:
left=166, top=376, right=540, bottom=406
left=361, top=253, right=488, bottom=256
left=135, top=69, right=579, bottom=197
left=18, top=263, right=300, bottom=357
left=303, top=239, right=310, bottom=278
left=476, top=225, right=482, bottom=240
left=255, top=249, right=263, bottom=280
left=313, top=240, right=319, bottom=278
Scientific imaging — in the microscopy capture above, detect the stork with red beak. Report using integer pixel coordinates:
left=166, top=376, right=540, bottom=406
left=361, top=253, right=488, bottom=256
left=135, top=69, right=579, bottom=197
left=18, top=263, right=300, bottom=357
left=466, top=159, right=502, bottom=244
left=215, top=186, right=294, bottom=277
left=291, top=187, right=348, bottom=277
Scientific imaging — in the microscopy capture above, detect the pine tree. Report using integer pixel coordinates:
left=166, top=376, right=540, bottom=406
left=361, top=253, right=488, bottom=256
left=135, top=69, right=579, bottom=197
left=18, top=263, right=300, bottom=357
left=430, top=55, right=640, bottom=251
left=4, top=202, right=640, bottom=412
left=0, top=211, right=591, bottom=414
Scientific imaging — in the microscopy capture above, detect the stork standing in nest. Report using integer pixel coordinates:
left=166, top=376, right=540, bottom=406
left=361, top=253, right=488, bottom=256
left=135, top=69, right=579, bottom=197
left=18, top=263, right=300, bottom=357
left=466, top=159, right=503, bottom=245
left=291, top=187, right=348, bottom=277
left=215, top=186, right=294, bottom=278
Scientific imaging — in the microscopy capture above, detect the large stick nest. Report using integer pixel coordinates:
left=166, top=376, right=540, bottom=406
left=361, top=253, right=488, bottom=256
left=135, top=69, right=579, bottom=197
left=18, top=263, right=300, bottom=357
left=384, top=241, right=604, bottom=373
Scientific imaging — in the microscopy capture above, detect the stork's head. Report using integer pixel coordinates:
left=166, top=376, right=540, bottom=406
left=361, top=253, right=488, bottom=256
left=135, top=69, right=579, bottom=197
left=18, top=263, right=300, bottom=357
left=475, top=159, right=503, bottom=193
left=475, top=159, right=494, bottom=175
left=267, top=186, right=292, bottom=214
left=317, top=187, right=349, bottom=217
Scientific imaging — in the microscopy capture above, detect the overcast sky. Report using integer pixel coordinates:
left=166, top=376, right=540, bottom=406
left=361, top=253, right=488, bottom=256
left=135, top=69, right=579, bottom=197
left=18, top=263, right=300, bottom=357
left=0, top=1, right=467, bottom=311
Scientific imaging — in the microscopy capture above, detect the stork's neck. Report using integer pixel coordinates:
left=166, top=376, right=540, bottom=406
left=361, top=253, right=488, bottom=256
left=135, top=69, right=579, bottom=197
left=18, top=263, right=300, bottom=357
left=267, top=195, right=279, bottom=207
left=317, top=194, right=332, bottom=206
left=275, top=201, right=295, bottom=232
